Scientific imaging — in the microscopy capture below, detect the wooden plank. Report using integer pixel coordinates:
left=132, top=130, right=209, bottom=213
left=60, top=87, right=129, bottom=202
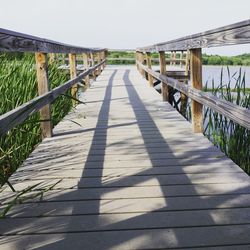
left=1, top=225, right=250, bottom=250
left=1, top=207, right=250, bottom=235
left=12, top=164, right=243, bottom=180
left=3, top=194, right=250, bottom=217
left=5, top=172, right=249, bottom=191
left=0, top=27, right=106, bottom=53
left=0, top=60, right=105, bottom=136
left=1, top=66, right=250, bottom=249
left=2, top=182, right=249, bottom=204
left=190, top=48, right=203, bottom=133
left=35, top=52, right=52, bottom=138
left=137, top=62, right=250, bottom=130
left=137, top=19, right=250, bottom=52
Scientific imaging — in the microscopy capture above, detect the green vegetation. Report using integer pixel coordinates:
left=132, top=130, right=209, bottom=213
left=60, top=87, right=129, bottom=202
left=108, top=51, right=250, bottom=66
left=107, top=51, right=135, bottom=64
left=203, top=53, right=250, bottom=66
left=0, top=52, right=72, bottom=186
left=186, top=67, right=250, bottom=173
left=1, top=51, right=250, bottom=188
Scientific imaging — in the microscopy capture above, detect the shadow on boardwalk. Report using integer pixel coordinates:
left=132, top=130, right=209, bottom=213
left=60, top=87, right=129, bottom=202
left=1, top=68, right=250, bottom=249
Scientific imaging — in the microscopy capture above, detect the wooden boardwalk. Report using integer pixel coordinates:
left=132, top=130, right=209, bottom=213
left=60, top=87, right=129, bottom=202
left=1, top=65, right=250, bottom=249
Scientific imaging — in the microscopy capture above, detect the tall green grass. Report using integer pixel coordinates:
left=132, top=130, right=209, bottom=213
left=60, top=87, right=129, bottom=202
left=0, top=53, right=71, bottom=186
left=186, top=67, right=250, bottom=173
left=203, top=67, right=250, bottom=173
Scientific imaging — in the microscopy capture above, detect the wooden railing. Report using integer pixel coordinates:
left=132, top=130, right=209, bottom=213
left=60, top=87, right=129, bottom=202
left=136, top=19, right=250, bottom=132
left=107, top=57, right=186, bottom=64
left=0, top=28, right=107, bottom=138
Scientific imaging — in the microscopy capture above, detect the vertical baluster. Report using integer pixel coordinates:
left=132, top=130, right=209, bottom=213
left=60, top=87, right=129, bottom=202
left=35, top=52, right=52, bottom=138
left=190, top=48, right=203, bottom=133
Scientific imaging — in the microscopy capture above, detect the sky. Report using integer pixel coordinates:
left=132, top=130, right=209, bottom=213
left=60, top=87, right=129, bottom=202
left=1, top=0, right=250, bottom=55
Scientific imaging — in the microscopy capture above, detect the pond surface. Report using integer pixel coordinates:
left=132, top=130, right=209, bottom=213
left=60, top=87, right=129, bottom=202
left=203, top=65, right=250, bottom=88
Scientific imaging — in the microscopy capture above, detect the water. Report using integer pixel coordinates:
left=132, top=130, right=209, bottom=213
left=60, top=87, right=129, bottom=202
left=150, top=64, right=250, bottom=88
left=108, top=64, right=250, bottom=88
left=203, top=65, right=250, bottom=88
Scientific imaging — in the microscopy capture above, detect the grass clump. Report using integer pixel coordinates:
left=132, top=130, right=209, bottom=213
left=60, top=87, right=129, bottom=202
left=0, top=52, right=72, bottom=186
left=202, top=67, right=250, bottom=173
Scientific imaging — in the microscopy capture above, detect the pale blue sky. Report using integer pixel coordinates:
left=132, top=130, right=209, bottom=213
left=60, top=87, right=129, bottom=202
left=1, top=0, right=250, bottom=55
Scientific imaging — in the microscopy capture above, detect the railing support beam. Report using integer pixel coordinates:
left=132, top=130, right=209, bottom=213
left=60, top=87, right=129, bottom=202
left=69, top=53, right=78, bottom=106
left=90, top=53, right=96, bottom=80
left=180, top=50, right=189, bottom=116
left=97, top=52, right=102, bottom=75
left=83, top=53, right=90, bottom=88
left=146, top=52, right=153, bottom=87
left=190, top=48, right=203, bottom=133
left=159, top=51, right=169, bottom=101
left=35, top=52, right=52, bottom=138
left=135, top=52, right=139, bottom=70
left=139, top=52, right=145, bottom=77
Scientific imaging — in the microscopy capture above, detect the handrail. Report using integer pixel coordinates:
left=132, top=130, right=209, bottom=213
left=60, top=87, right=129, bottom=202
left=0, top=28, right=106, bottom=53
left=135, top=19, right=250, bottom=133
left=137, top=61, right=250, bottom=130
left=0, top=28, right=107, bottom=138
left=107, top=58, right=186, bottom=63
left=137, top=19, right=250, bottom=52
left=0, top=60, right=106, bottom=136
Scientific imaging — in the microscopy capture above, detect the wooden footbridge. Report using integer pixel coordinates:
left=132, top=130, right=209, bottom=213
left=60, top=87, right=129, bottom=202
left=0, top=20, right=250, bottom=249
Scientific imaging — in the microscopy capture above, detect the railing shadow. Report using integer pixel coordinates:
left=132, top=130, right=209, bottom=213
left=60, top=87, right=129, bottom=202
left=1, top=68, right=250, bottom=249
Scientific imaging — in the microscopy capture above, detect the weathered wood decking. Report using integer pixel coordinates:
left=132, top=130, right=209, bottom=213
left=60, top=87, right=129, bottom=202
left=1, top=65, right=250, bottom=249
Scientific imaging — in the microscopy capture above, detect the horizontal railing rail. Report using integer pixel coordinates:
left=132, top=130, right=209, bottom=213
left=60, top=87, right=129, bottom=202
left=137, top=61, right=250, bottom=130
left=135, top=19, right=250, bottom=133
left=0, top=60, right=105, bottom=136
left=0, top=28, right=106, bottom=53
left=107, top=58, right=186, bottom=63
left=137, top=19, right=250, bottom=52
left=0, top=28, right=107, bottom=138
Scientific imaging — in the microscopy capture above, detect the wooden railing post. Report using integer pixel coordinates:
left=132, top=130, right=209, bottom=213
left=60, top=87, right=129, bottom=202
left=170, top=52, right=173, bottom=66
left=185, top=50, right=190, bottom=76
left=180, top=51, right=183, bottom=68
left=180, top=51, right=189, bottom=117
left=101, top=51, right=105, bottom=71
left=138, top=52, right=142, bottom=75
left=146, top=52, right=153, bottom=87
left=97, top=52, right=101, bottom=75
left=141, top=52, right=146, bottom=78
left=139, top=52, right=143, bottom=75
left=139, top=52, right=144, bottom=76
left=104, top=50, right=108, bottom=68
left=35, top=52, right=52, bottom=138
left=90, top=52, right=96, bottom=80
left=69, top=53, right=78, bottom=106
left=173, top=51, right=176, bottom=66
left=135, top=51, right=139, bottom=70
left=83, top=53, right=90, bottom=88
left=49, top=53, right=55, bottom=64
left=190, top=48, right=203, bottom=133
left=159, top=51, right=169, bottom=101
